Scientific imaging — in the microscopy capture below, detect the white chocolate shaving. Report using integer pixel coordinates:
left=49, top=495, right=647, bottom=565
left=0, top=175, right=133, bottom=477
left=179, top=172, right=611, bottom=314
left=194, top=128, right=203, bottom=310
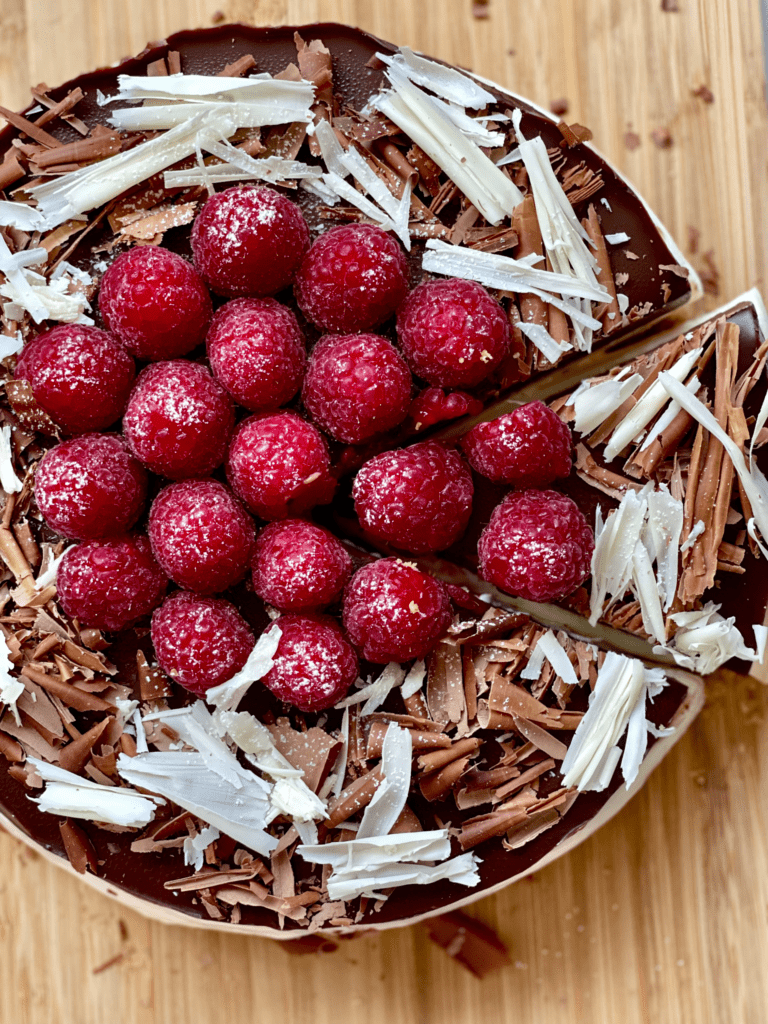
left=0, top=425, right=22, bottom=495
left=336, top=662, right=406, bottom=715
left=117, top=750, right=276, bottom=856
left=517, top=320, right=573, bottom=362
left=375, top=47, right=497, bottom=109
left=357, top=724, right=412, bottom=840
left=533, top=630, right=580, bottom=690
left=560, top=654, right=667, bottom=791
left=571, top=371, right=643, bottom=435
left=373, top=65, right=521, bottom=225
left=31, top=758, right=160, bottom=827
left=0, top=631, right=23, bottom=725
left=205, top=624, right=281, bottom=712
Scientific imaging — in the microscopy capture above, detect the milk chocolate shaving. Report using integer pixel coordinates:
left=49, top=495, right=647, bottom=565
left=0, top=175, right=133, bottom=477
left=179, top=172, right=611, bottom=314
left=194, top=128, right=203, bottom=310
left=512, top=196, right=547, bottom=329
left=268, top=719, right=341, bottom=793
left=367, top=721, right=450, bottom=759
left=495, top=757, right=557, bottom=798
left=458, top=808, right=529, bottom=851
left=418, top=738, right=482, bottom=775
left=21, top=664, right=113, bottom=712
left=31, top=87, right=87, bottom=133
left=420, top=756, right=470, bottom=801
left=147, top=57, right=169, bottom=76
left=59, top=819, right=97, bottom=874
left=33, top=133, right=121, bottom=169
left=6, top=379, right=59, bottom=436
left=557, top=121, right=593, bottom=147
left=0, top=105, right=61, bottom=148
left=584, top=204, right=620, bottom=332
left=325, top=766, right=383, bottom=827
left=0, top=731, right=23, bottom=761
left=512, top=716, right=568, bottom=760
left=425, top=911, right=511, bottom=978
left=218, top=55, right=256, bottom=77
left=59, top=718, right=110, bottom=774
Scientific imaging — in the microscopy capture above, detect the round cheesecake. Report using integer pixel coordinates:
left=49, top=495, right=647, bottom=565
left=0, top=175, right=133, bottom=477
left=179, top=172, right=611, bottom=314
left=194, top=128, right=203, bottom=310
left=0, top=22, right=705, bottom=935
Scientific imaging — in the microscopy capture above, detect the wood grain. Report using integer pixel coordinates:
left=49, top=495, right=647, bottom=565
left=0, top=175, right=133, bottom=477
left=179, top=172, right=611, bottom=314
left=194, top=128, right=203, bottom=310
left=0, top=1, right=766, bottom=1022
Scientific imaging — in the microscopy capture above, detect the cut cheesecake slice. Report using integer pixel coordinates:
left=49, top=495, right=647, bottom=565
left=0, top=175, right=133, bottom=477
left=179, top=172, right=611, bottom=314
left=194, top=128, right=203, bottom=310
left=433, top=291, right=768, bottom=677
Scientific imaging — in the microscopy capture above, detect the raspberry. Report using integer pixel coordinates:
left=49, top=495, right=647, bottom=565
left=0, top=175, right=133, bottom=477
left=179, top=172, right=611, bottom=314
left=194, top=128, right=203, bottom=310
left=342, top=557, right=452, bottom=663
left=123, top=360, right=234, bottom=479
left=35, top=434, right=147, bottom=540
left=294, top=224, right=409, bottom=333
left=57, top=534, right=167, bottom=631
left=477, top=489, right=594, bottom=602
left=98, top=246, right=212, bottom=361
left=406, top=386, right=484, bottom=433
left=396, top=278, right=510, bottom=388
left=226, top=411, right=336, bottom=521
left=191, top=185, right=309, bottom=297
left=261, top=613, right=358, bottom=712
left=252, top=519, right=352, bottom=611
left=302, top=333, right=412, bottom=443
left=16, top=324, right=135, bottom=434
left=353, top=441, right=473, bottom=554
left=461, top=400, right=572, bottom=487
left=206, top=297, right=306, bottom=412
left=151, top=591, right=254, bottom=697
left=148, top=479, right=255, bottom=595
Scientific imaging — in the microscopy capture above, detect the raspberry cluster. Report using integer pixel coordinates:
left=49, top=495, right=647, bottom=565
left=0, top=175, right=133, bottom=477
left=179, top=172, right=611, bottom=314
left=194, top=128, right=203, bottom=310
left=24, top=185, right=590, bottom=714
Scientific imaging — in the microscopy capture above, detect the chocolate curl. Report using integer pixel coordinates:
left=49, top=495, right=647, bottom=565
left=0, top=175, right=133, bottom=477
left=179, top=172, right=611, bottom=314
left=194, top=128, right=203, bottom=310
left=0, top=731, right=23, bottom=762
left=462, top=647, right=479, bottom=722
left=137, top=648, right=171, bottom=700
left=147, top=57, right=169, bottom=76
left=0, top=151, right=25, bottom=191
left=545, top=255, right=571, bottom=349
left=458, top=808, right=529, bottom=851
left=576, top=443, right=644, bottom=500
left=366, top=721, right=450, bottom=760
left=58, top=718, right=111, bottom=774
left=685, top=322, right=740, bottom=597
left=426, top=911, right=511, bottom=978
left=59, top=819, right=98, bottom=874
left=31, top=87, right=85, bottom=130
left=495, top=757, right=557, bottom=799
left=377, top=140, right=418, bottom=185
left=512, top=196, right=547, bottom=328
left=219, top=55, right=257, bottom=77
left=167, top=51, right=182, bottom=74
left=583, top=204, right=620, bottom=332
left=33, top=133, right=121, bottom=169
left=488, top=677, right=550, bottom=722
left=420, top=756, right=470, bottom=802
left=325, top=766, right=383, bottom=828
left=21, top=665, right=113, bottom=713
left=0, top=104, right=61, bottom=148
left=417, top=738, right=481, bottom=774
left=626, top=403, right=695, bottom=478
left=0, top=517, right=36, bottom=606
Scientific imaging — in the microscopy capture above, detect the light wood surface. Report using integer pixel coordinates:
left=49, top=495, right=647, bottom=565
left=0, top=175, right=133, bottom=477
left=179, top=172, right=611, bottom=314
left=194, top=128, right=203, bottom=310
left=0, top=1, right=766, bottom=1022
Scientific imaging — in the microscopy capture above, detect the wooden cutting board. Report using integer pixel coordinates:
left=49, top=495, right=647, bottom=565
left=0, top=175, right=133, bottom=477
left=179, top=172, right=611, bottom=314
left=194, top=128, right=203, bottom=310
left=0, top=1, right=766, bottom=1021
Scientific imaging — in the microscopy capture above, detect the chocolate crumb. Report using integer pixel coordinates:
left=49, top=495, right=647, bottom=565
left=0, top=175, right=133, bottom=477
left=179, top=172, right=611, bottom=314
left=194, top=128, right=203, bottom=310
left=692, top=84, right=714, bottom=104
left=92, top=951, right=127, bottom=975
left=472, top=0, right=490, bottom=17
left=426, top=911, right=511, bottom=977
left=687, top=225, right=701, bottom=254
left=651, top=127, right=673, bottom=149
left=661, top=0, right=680, bottom=9
left=549, top=98, right=569, bottom=116
left=211, top=9, right=225, bottom=22
left=623, top=131, right=641, bottom=151
left=701, top=249, right=720, bottom=296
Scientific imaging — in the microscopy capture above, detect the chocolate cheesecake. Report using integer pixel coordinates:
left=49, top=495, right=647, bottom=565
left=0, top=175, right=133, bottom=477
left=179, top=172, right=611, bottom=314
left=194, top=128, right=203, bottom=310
left=0, top=22, right=714, bottom=935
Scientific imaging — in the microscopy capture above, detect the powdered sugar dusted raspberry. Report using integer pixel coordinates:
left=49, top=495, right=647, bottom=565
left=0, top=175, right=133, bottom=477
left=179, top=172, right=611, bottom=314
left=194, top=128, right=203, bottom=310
left=191, top=185, right=310, bottom=297
left=461, top=401, right=572, bottom=487
left=252, top=519, right=352, bottom=611
left=57, top=534, right=167, bottom=631
left=477, top=489, right=594, bottom=602
left=123, top=360, right=235, bottom=479
left=294, top=224, right=409, bottom=333
left=151, top=590, right=254, bottom=697
left=226, top=411, right=336, bottom=521
left=302, top=333, right=412, bottom=443
left=261, top=613, right=358, bottom=712
left=35, top=433, right=147, bottom=540
left=206, top=297, right=306, bottom=412
left=16, top=324, right=135, bottom=434
left=98, top=246, right=213, bottom=361
left=353, top=441, right=473, bottom=554
left=148, top=479, right=255, bottom=595
left=342, top=557, right=452, bottom=663
left=396, top=278, right=510, bottom=387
